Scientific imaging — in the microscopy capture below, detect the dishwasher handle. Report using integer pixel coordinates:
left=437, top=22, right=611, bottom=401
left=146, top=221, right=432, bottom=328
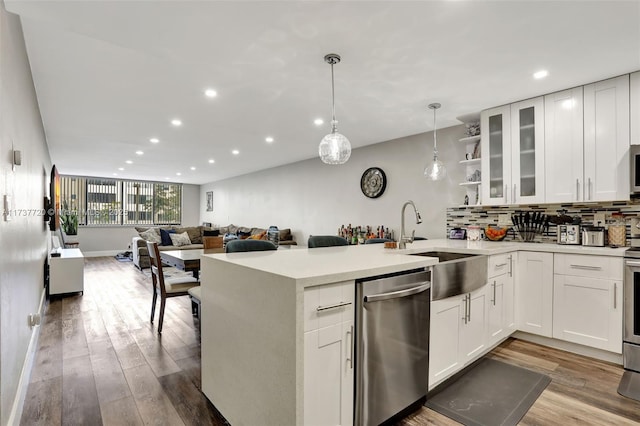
left=363, top=282, right=431, bottom=303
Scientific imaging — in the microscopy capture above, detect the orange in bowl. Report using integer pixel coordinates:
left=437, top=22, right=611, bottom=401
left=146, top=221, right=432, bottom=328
left=485, top=226, right=508, bottom=241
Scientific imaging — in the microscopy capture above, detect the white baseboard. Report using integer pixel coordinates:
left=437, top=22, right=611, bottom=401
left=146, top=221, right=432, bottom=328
left=513, top=331, right=623, bottom=365
left=7, top=288, right=46, bottom=426
left=82, top=250, right=121, bottom=257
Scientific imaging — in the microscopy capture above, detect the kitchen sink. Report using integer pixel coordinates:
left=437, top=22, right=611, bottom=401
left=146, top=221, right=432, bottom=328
left=410, top=251, right=487, bottom=300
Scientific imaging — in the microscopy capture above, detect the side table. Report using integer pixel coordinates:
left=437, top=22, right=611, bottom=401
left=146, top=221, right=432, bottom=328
left=49, top=248, right=84, bottom=296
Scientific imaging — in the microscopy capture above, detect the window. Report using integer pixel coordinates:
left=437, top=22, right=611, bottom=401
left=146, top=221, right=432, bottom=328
left=60, top=176, right=182, bottom=226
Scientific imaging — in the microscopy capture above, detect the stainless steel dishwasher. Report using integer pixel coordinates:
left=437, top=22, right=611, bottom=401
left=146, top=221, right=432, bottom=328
left=355, top=268, right=431, bottom=426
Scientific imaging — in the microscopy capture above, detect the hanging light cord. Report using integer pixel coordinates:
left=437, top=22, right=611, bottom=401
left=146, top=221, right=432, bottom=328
left=330, top=62, right=337, bottom=132
left=432, top=106, right=438, bottom=160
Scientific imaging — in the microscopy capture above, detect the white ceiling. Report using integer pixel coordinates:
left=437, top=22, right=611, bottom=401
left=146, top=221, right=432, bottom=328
left=5, top=1, right=640, bottom=185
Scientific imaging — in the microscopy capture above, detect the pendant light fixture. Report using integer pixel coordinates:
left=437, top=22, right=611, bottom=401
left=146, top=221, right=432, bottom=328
left=424, top=102, right=446, bottom=180
left=319, top=53, right=351, bottom=165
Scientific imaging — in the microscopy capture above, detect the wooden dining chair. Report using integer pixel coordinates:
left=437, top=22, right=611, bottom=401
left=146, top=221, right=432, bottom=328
left=146, top=241, right=199, bottom=333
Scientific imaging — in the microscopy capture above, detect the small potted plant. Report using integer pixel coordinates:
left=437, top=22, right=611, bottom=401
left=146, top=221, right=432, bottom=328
left=60, top=200, right=78, bottom=236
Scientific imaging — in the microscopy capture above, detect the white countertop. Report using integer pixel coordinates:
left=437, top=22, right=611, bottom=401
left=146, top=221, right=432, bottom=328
left=399, top=239, right=629, bottom=257
left=201, top=239, right=627, bottom=288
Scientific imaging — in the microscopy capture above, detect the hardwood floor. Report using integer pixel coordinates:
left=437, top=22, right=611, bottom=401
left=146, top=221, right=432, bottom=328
left=21, top=257, right=640, bottom=425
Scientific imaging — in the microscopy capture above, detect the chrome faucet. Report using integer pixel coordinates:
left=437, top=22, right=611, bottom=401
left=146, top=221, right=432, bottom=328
left=399, top=200, right=422, bottom=249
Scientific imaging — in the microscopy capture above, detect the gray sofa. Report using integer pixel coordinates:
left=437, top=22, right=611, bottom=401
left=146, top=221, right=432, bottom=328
left=132, top=224, right=296, bottom=269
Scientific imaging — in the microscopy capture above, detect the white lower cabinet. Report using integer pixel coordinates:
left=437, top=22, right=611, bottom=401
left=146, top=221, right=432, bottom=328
left=516, top=251, right=554, bottom=337
left=304, top=321, right=354, bottom=425
left=553, top=254, right=623, bottom=353
left=487, top=252, right=515, bottom=346
left=303, top=281, right=354, bottom=426
left=429, top=285, right=487, bottom=389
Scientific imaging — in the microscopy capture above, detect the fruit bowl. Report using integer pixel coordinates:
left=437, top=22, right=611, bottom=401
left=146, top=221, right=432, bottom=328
left=485, top=226, right=508, bottom=241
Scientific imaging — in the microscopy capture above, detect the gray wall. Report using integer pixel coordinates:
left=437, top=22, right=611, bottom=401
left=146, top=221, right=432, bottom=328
left=0, top=5, right=52, bottom=424
left=200, top=125, right=467, bottom=244
left=71, top=183, right=200, bottom=255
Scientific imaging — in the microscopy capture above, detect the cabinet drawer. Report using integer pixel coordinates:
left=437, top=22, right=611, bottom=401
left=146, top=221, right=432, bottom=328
left=304, top=281, right=354, bottom=332
left=488, top=253, right=514, bottom=278
left=554, top=254, right=622, bottom=280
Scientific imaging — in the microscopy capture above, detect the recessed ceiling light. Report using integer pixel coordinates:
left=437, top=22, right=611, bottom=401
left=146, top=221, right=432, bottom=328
left=204, top=88, right=217, bottom=98
left=118, top=167, right=124, bottom=171
left=190, top=166, right=196, bottom=171
left=208, top=159, right=215, bottom=164
left=171, top=119, right=182, bottom=126
left=176, top=172, right=182, bottom=176
left=150, top=138, right=159, bottom=143
left=533, top=70, right=548, bottom=80
left=136, top=150, right=144, bottom=155
left=265, top=137, right=274, bottom=143
left=232, top=149, right=240, bottom=155
left=165, top=177, right=170, bottom=180
left=314, top=118, right=324, bottom=126
left=125, top=160, right=133, bottom=164
left=113, top=173, right=118, bottom=176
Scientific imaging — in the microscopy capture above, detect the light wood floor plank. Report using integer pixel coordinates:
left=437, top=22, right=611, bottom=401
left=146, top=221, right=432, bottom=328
left=21, top=257, right=640, bottom=425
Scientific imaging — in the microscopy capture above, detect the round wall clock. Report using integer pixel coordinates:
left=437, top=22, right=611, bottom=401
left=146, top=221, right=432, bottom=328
left=360, top=167, right=387, bottom=198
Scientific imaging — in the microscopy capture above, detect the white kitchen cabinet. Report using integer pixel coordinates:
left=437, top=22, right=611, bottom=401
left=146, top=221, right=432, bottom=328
left=487, top=253, right=515, bottom=346
left=510, top=97, right=545, bottom=204
left=481, top=98, right=544, bottom=205
left=304, top=320, right=354, bottom=426
left=429, top=285, right=487, bottom=389
left=303, top=281, right=354, bottom=426
left=553, top=254, right=623, bottom=353
left=516, top=251, right=553, bottom=337
left=481, top=105, right=511, bottom=205
left=49, top=248, right=84, bottom=295
left=583, top=74, right=630, bottom=201
left=544, top=87, right=585, bottom=203
left=632, top=71, right=640, bottom=145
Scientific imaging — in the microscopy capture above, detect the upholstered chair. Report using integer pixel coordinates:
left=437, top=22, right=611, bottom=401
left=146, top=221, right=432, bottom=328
left=225, top=239, right=277, bottom=253
left=307, top=235, right=349, bottom=248
left=364, top=238, right=393, bottom=244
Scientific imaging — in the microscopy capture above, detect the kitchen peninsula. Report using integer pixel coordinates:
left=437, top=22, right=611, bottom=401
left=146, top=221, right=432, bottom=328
left=199, top=240, right=627, bottom=425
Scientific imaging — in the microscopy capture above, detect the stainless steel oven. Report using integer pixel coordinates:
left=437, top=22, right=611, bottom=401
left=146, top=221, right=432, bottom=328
left=630, top=145, right=640, bottom=194
left=619, top=251, right=640, bottom=400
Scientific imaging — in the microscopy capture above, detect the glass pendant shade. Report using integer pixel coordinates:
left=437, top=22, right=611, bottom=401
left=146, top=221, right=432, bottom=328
left=424, top=156, right=447, bottom=180
left=319, top=53, right=351, bottom=165
left=319, top=122, right=351, bottom=164
left=424, top=102, right=446, bottom=180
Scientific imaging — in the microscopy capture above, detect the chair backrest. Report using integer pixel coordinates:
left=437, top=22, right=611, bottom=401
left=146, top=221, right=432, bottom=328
left=364, top=238, right=392, bottom=244
left=146, top=241, right=167, bottom=296
left=308, top=235, right=349, bottom=248
left=225, top=239, right=277, bottom=253
left=203, top=236, right=224, bottom=249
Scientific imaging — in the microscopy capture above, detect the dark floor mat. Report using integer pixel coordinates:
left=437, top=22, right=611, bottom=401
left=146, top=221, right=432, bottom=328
left=425, top=357, right=550, bottom=426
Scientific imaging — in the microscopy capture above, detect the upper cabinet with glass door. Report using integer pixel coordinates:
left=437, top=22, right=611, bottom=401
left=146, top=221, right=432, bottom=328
left=481, top=105, right=511, bottom=205
left=511, top=97, right=545, bottom=204
left=481, top=98, right=545, bottom=205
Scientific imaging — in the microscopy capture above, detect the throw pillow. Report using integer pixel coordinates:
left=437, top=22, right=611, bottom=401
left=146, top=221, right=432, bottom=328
left=139, top=228, right=161, bottom=244
left=170, top=232, right=192, bottom=247
left=248, top=231, right=267, bottom=240
left=160, top=229, right=176, bottom=246
left=279, top=228, right=292, bottom=241
left=237, top=230, right=252, bottom=239
left=203, top=229, right=220, bottom=237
